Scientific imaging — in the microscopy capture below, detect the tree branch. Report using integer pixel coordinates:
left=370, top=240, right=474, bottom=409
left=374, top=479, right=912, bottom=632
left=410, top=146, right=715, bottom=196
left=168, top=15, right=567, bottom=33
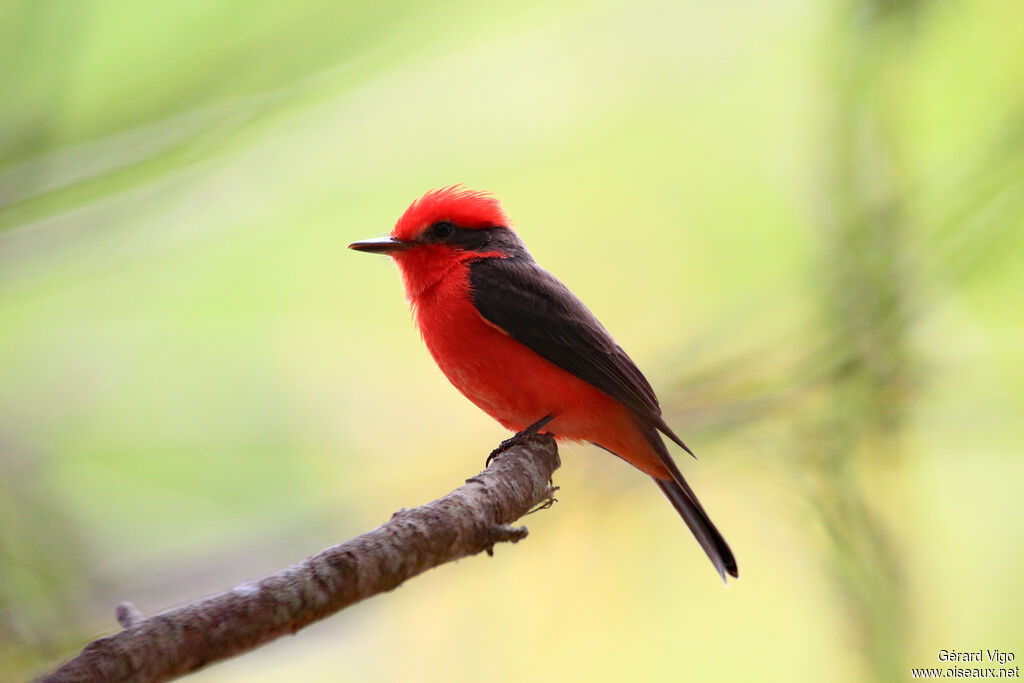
left=41, top=435, right=560, bottom=683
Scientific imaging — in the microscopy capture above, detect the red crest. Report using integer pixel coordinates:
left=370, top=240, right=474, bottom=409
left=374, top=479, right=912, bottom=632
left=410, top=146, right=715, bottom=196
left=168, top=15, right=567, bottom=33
left=393, top=186, right=510, bottom=241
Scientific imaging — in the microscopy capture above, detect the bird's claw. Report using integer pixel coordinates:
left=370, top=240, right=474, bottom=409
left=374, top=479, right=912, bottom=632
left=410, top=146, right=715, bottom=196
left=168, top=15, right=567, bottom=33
left=485, top=414, right=555, bottom=467
left=486, top=436, right=518, bottom=467
left=527, top=486, right=560, bottom=515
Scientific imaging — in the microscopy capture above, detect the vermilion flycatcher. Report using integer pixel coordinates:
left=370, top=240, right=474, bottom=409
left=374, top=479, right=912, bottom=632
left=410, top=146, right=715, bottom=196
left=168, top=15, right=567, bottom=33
left=350, top=186, right=738, bottom=581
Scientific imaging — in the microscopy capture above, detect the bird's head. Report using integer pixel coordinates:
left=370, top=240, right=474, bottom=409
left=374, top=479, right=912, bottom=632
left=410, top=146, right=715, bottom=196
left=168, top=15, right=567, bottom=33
left=350, top=186, right=527, bottom=297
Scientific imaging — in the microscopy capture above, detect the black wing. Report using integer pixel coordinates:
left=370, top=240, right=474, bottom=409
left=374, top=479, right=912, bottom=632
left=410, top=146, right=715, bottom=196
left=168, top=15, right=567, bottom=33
left=468, top=255, right=691, bottom=455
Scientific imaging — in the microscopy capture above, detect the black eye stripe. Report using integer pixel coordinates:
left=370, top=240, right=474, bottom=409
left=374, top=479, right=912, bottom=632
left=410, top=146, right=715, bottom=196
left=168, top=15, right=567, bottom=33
left=422, top=223, right=510, bottom=251
left=449, top=225, right=495, bottom=251
left=417, top=224, right=527, bottom=257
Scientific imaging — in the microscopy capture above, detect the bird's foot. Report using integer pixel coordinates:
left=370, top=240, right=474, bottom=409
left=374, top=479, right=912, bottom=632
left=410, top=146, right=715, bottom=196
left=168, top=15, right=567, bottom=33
left=527, top=485, right=560, bottom=515
left=486, top=414, right=555, bottom=467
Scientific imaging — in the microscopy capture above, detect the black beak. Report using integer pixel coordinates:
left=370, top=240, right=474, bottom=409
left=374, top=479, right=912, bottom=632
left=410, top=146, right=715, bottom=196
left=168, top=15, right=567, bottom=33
left=348, top=236, right=413, bottom=254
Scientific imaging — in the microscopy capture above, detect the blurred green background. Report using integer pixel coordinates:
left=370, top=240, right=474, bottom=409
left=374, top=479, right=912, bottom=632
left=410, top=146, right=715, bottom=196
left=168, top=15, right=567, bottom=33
left=2, top=0, right=1022, bottom=681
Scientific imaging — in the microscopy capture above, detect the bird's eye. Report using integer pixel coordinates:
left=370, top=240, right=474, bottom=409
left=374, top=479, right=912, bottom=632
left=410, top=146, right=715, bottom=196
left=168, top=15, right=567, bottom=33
left=430, top=221, right=455, bottom=239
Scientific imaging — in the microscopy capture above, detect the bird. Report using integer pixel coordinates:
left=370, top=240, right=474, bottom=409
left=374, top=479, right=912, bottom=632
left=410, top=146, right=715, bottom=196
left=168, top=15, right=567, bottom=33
left=349, top=186, right=737, bottom=581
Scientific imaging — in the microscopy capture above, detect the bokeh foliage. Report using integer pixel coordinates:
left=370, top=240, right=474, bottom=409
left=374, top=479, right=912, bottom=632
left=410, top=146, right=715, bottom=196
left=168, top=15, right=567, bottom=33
left=2, top=0, right=1022, bottom=681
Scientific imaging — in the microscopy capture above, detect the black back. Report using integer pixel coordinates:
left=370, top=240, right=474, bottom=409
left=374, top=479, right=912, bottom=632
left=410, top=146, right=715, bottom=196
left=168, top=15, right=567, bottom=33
left=468, top=245, right=691, bottom=454
left=467, top=238, right=735, bottom=580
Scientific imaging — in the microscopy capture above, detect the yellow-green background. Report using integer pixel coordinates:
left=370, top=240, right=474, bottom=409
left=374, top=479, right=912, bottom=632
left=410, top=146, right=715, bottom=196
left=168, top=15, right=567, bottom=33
left=2, top=1, right=1022, bottom=681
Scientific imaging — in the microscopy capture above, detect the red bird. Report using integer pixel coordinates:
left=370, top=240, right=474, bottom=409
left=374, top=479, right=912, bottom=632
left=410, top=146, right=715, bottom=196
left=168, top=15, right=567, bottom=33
left=350, top=186, right=737, bottom=581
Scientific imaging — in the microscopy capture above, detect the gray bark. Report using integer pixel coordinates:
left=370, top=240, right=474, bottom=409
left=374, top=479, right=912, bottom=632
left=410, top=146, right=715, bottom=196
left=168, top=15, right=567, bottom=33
left=41, top=435, right=560, bottom=683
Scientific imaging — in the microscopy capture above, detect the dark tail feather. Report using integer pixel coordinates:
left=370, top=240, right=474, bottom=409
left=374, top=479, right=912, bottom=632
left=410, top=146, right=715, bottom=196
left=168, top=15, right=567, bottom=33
left=653, top=415, right=696, bottom=459
left=634, top=419, right=738, bottom=581
left=655, top=476, right=739, bottom=582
